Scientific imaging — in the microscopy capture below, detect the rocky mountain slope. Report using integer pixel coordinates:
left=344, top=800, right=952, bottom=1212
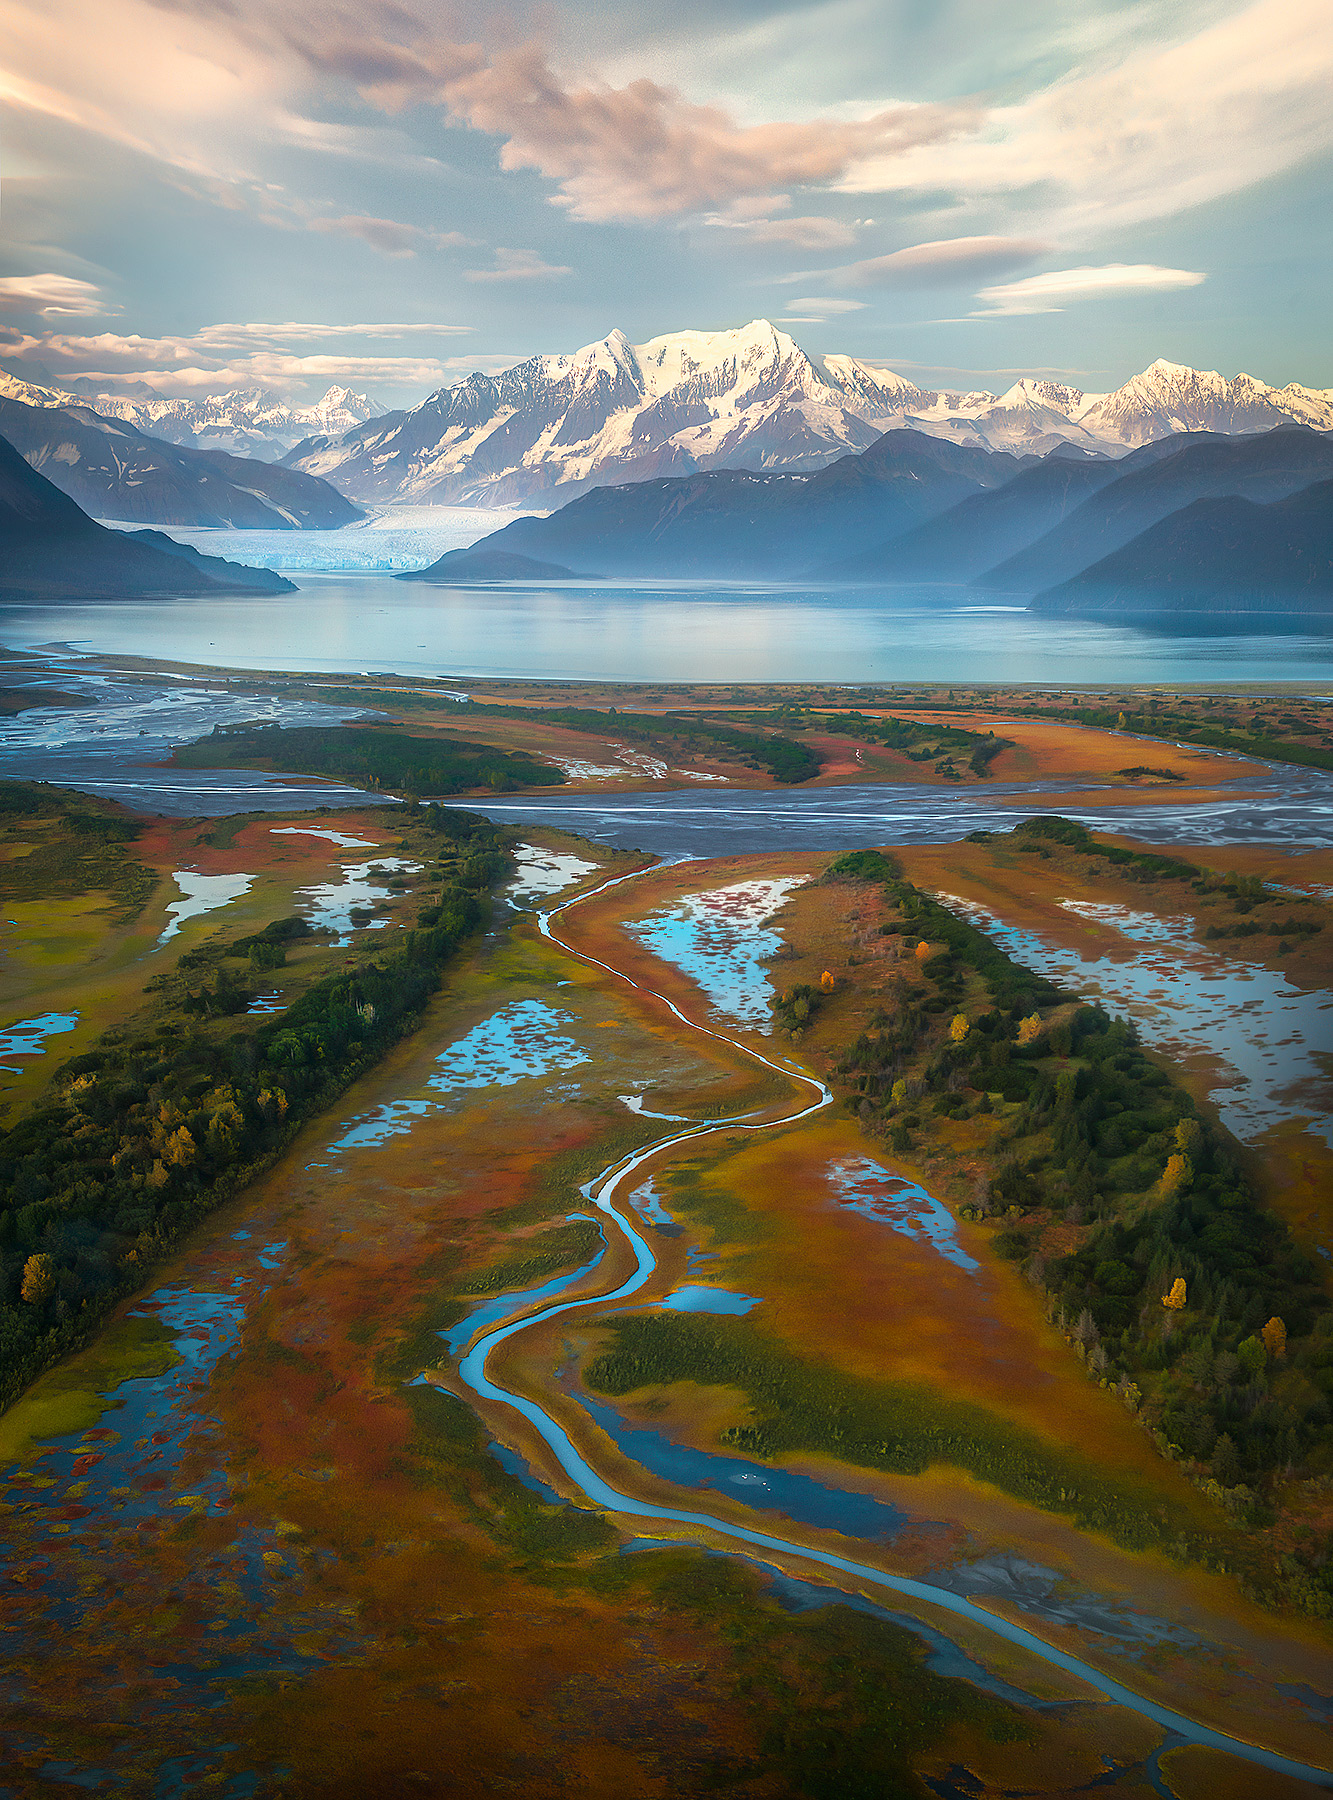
left=0, top=433, right=294, bottom=597
left=281, top=322, right=1333, bottom=509
left=0, top=373, right=381, bottom=456
left=0, top=394, right=362, bottom=529
left=1031, top=478, right=1333, bottom=617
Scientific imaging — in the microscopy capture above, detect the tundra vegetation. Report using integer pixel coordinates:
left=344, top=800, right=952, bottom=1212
left=592, top=824, right=1333, bottom=1614
left=303, top=693, right=826, bottom=785
left=831, top=834, right=1332, bottom=1605
left=0, top=795, right=508, bottom=1409
left=174, top=723, right=568, bottom=794
left=732, top=705, right=1013, bottom=779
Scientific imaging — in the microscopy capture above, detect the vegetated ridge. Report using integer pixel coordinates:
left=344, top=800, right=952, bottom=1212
left=174, top=723, right=570, bottom=794
left=976, top=425, right=1333, bottom=594
left=1032, top=477, right=1333, bottom=617
left=0, top=798, right=508, bottom=1410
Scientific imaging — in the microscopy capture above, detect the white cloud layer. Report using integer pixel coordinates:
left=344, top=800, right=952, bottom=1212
left=463, top=248, right=573, bottom=283
left=0, top=317, right=475, bottom=396
left=308, top=216, right=475, bottom=256
left=973, top=263, right=1207, bottom=315
left=0, top=273, right=112, bottom=316
left=839, top=0, right=1333, bottom=239
left=817, top=235, right=1050, bottom=288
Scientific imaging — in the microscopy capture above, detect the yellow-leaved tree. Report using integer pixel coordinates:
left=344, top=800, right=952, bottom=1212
left=21, top=1253, right=56, bottom=1305
left=950, top=1014, right=970, bottom=1042
left=1174, top=1117, right=1202, bottom=1157
left=914, top=940, right=933, bottom=963
left=1016, top=1013, right=1042, bottom=1045
left=1161, top=1153, right=1193, bottom=1195
left=1162, top=1277, right=1187, bottom=1311
left=820, top=969, right=836, bottom=992
left=1261, top=1316, right=1287, bottom=1359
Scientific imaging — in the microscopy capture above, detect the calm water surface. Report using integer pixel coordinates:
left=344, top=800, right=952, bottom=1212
left=4, top=572, right=1333, bottom=684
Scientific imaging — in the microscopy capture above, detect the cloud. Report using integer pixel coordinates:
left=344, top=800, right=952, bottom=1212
left=778, top=296, right=869, bottom=323
left=308, top=214, right=474, bottom=256
left=439, top=54, right=972, bottom=224
left=814, top=235, right=1050, bottom=289
left=739, top=216, right=858, bottom=250
left=463, top=248, right=572, bottom=283
left=974, top=263, right=1207, bottom=315
left=1, top=316, right=475, bottom=397
left=31, top=0, right=972, bottom=224
left=0, top=272, right=112, bottom=317
left=5, top=320, right=470, bottom=362
left=839, top=0, right=1333, bottom=238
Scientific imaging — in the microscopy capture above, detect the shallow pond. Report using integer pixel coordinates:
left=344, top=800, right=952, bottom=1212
left=658, top=1285, right=761, bottom=1315
left=0, top=1009, right=79, bottom=1065
left=827, top=1157, right=980, bottom=1274
left=574, top=1383, right=921, bottom=1542
left=506, top=843, right=600, bottom=906
left=270, top=825, right=382, bottom=850
left=158, top=871, right=255, bottom=945
left=297, top=855, right=421, bottom=944
left=330, top=999, right=591, bottom=1150
left=623, top=878, right=807, bottom=1031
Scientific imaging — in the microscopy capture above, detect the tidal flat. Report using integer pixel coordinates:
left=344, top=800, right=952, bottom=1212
left=1, top=681, right=1332, bottom=1799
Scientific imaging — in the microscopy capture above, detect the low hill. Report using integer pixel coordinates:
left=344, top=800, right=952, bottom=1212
left=397, top=548, right=581, bottom=583
left=0, top=434, right=294, bottom=597
left=1030, top=478, right=1333, bottom=616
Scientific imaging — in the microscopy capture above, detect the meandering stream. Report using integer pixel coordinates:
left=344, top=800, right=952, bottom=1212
left=448, top=867, right=1333, bottom=1788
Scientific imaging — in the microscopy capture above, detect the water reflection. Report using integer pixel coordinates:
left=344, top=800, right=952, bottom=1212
left=4, top=572, right=1333, bottom=683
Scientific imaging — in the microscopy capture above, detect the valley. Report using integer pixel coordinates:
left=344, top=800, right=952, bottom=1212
left=1, top=689, right=1331, bottom=1796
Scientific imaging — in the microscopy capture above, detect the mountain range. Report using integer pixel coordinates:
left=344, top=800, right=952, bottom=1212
left=0, top=394, right=362, bottom=529
left=0, top=373, right=380, bottom=456
left=283, top=320, right=1333, bottom=509
left=401, top=429, right=1031, bottom=580
left=403, top=422, right=1333, bottom=616
left=0, top=434, right=294, bottom=598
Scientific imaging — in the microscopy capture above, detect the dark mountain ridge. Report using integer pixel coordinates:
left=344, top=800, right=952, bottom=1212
left=975, top=425, right=1333, bottom=593
left=1031, top=477, right=1333, bottom=617
left=0, top=434, right=294, bottom=597
left=0, top=394, right=361, bottom=529
left=410, top=430, right=1034, bottom=579
left=826, top=454, right=1121, bottom=582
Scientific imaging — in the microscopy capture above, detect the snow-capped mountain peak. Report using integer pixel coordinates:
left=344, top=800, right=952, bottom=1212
left=282, top=325, right=1333, bottom=506
left=0, top=375, right=384, bottom=457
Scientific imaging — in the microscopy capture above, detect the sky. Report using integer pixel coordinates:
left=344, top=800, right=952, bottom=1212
left=1, top=0, right=1330, bottom=409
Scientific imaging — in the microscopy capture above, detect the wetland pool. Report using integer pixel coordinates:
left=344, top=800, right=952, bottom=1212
left=622, top=877, right=807, bottom=1030
left=939, top=894, right=1333, bottom=1146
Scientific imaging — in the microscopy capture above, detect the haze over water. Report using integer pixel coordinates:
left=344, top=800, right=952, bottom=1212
left=4, top=571, right=1333, bottom=686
